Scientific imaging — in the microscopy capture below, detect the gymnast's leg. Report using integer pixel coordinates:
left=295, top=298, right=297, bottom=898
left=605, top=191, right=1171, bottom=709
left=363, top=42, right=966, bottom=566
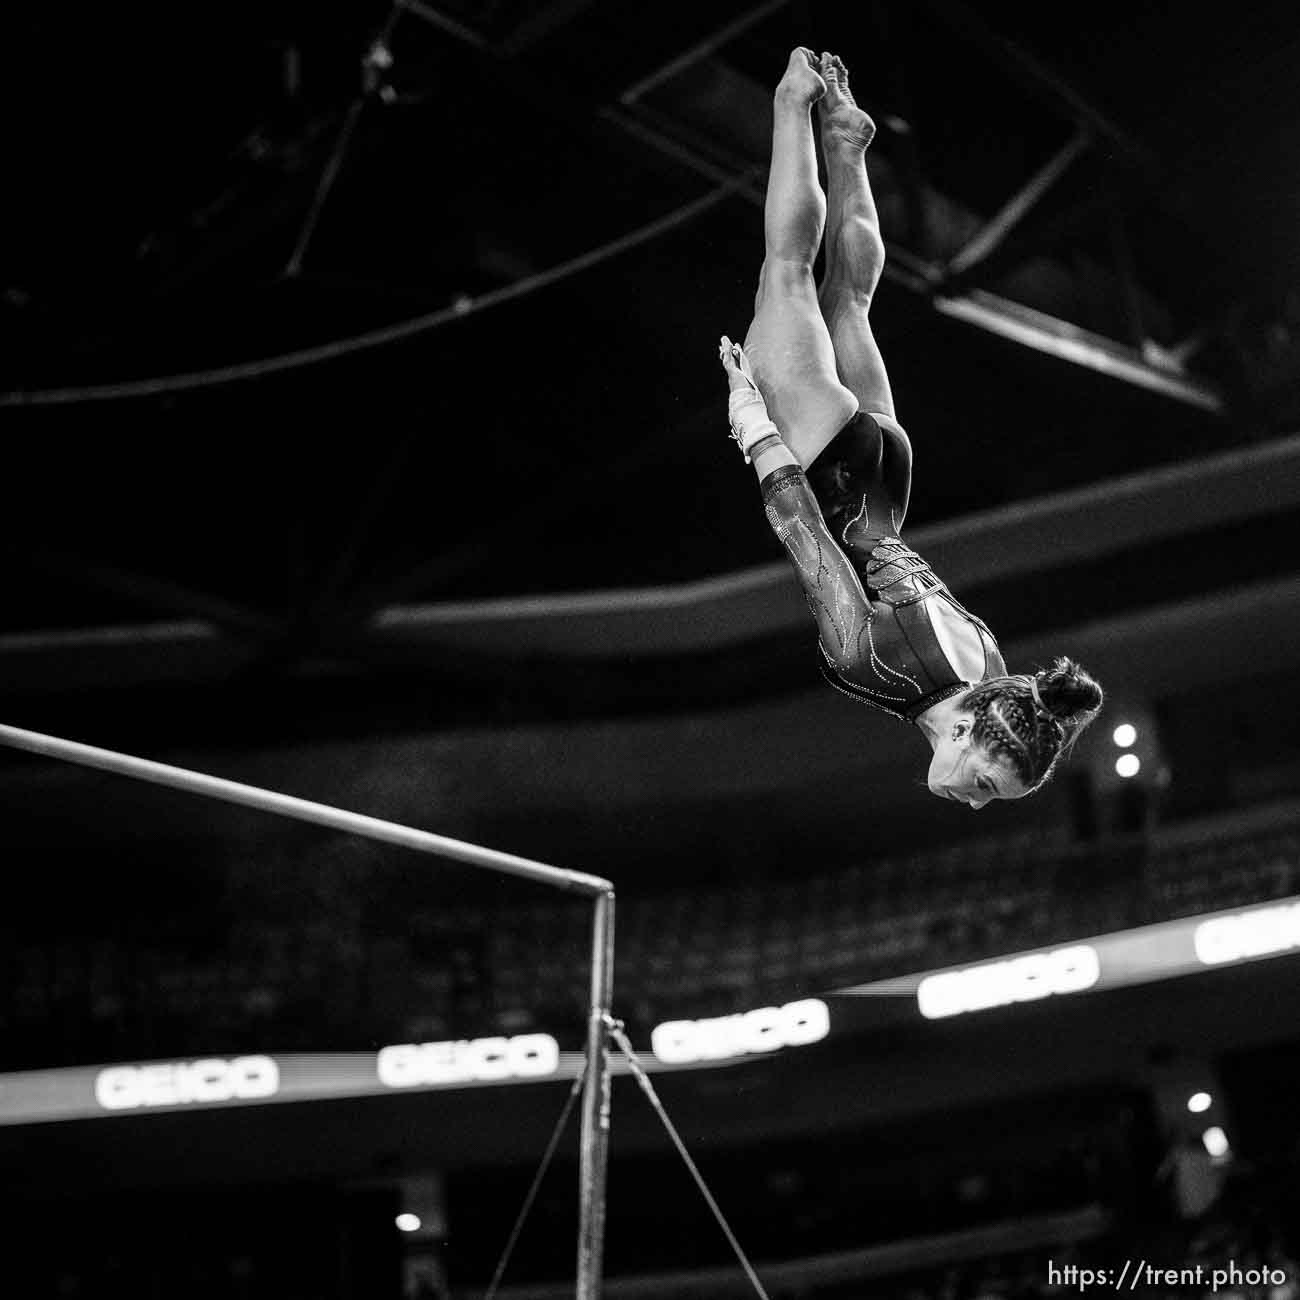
left=814, top=51, right=913, bottom=525
left=815, top=53, right=898, bottom=423
left=742, top=49, right=859, bottom=469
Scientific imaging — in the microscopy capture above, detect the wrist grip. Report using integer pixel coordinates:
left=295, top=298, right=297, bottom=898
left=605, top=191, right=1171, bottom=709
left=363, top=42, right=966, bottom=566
left=728, top=388, right=781, bottom=462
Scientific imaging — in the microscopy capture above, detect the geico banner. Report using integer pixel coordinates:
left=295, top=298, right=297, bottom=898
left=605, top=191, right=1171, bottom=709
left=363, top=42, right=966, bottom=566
left=651, top=998, right=830, bottom=1064
left=918, top=945, right=1101, bottom=1019
left=1195, top=902, right=1300, bottom=966
left=377, top=1034, right=559, bottom=1088
left=95, top=1056, right=280, bottom=1111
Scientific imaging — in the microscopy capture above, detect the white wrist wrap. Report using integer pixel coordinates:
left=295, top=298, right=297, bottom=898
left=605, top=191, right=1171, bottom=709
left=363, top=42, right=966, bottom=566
left=728, top=388, right=781, bottom=462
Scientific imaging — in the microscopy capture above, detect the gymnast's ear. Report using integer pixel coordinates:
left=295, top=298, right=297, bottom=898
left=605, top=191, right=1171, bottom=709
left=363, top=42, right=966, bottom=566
left=950, top=715, right=975, bottom=746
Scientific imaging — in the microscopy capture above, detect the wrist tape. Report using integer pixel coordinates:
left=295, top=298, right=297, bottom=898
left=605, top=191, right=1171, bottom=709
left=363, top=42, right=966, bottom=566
left=728, top=388, right=781, bottom=462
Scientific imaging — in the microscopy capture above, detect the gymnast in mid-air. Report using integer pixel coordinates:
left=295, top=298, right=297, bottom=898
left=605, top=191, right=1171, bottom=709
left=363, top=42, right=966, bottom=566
left=721, top=49, right=1102, bottom=809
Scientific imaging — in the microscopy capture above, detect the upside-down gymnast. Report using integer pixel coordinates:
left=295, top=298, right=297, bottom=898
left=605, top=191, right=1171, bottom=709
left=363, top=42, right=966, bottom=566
left=720, top=49, right=1102, bottom=809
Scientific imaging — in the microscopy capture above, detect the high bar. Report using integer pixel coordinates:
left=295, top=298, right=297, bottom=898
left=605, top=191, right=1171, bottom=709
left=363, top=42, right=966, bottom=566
left=0, top=723, right=614, bottom=897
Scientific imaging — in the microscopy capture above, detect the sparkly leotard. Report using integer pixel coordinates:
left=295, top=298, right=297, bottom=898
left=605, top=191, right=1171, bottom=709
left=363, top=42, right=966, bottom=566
left=761, top=411, right=1005, bottom=723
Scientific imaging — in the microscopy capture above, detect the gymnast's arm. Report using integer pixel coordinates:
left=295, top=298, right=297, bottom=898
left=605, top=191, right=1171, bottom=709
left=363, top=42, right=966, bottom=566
left=721, top=342, right=870, bottom=670
left=757, top=460, right=872, bottom=671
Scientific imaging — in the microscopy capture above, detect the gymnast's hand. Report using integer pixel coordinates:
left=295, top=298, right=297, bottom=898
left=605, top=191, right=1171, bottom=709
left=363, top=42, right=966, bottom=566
left=719, top=335, right=759, bottom=397
left=720, top=336, right=782, bottom=462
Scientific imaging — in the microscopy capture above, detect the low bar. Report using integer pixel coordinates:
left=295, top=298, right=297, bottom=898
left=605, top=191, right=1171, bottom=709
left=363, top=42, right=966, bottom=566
left=0, top=723, right=613, bottom=897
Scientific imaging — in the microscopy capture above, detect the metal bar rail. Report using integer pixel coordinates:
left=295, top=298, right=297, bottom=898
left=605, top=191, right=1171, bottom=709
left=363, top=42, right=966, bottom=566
left=0, top=722, right=617, bottom=1299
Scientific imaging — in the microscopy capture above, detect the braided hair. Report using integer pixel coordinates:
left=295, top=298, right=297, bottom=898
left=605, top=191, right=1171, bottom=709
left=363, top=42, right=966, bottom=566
left=961, top=657, right=1104, bottom=792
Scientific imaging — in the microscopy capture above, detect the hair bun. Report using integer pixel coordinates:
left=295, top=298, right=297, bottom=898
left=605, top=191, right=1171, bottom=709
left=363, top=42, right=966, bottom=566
left=1036, top=657, right=1103, bottom=725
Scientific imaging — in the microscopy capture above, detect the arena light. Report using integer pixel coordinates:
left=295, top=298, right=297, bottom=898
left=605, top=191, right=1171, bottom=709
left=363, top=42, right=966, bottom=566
left=1112, top=723, right=1137, bottom=748
left=1115, top=753, right=1141, bottom=778
left=1202, top=1126, right=1230, bottom=1158
left=1187, top=1091, right=1212, bottom=1114
left=396, top=1214, right=422, bottom=1233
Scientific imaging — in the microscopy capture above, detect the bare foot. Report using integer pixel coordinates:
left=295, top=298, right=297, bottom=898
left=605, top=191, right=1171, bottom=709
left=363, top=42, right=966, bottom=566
left=817, top=51, right=875, bottom=150
left=775, top=47, right=826, bottom=107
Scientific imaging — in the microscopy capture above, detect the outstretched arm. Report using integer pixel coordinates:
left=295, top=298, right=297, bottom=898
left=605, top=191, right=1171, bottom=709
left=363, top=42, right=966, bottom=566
left=721, top=338, right=871, bottom=670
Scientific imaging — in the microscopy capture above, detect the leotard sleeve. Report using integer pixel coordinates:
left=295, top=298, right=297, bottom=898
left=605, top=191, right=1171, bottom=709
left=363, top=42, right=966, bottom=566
left=759, top=464, right=873, bottom=674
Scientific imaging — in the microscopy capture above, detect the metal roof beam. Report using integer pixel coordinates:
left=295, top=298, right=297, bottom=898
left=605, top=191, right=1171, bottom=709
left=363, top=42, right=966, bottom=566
left=946, top=131, right=1091, bottom=277
left=932, top=289, right=1222, bottom=412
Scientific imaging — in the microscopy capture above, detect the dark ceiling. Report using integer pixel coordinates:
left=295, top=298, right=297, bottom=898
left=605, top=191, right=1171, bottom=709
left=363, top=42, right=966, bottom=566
left=3, top=0, right=1300, bottom=755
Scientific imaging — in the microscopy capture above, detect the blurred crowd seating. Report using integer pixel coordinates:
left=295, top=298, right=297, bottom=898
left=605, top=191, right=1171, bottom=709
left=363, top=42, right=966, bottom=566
left=4, top=802, right=1298, bottom=1069
left=481, top=1162, right=1299, bottom=1300
left=852, top=1173, right=1300, bottom=1300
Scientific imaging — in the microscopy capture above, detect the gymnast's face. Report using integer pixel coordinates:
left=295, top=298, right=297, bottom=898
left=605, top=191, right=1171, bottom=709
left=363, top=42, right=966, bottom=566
left=926, top=717, right=1028, bottom=809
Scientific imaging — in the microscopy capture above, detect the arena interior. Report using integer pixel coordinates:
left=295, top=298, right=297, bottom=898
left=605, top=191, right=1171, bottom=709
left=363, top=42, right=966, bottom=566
left=4, top=1, right=1300, bottom=1296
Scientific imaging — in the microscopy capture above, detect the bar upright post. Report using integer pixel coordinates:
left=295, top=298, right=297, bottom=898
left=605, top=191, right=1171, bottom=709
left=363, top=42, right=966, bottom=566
left=576, top=888, right=615, bottom=1300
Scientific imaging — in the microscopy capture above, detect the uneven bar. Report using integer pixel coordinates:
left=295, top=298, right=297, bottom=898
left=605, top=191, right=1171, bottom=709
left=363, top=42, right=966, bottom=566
left=0, top=723, right=613, bottom=896
left=0, top=719, right=619, bottom=1297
